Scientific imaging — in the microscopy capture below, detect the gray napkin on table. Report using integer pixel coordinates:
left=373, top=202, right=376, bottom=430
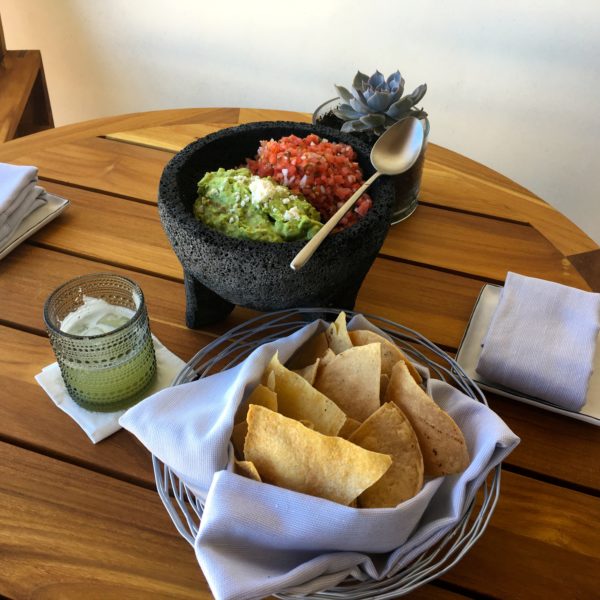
left=476, top=272, right=600, bottom=411
left=0, top=163, right=46, bottom=245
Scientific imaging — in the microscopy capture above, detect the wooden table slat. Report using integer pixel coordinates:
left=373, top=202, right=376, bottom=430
left=2, top=441, right=598, bottom=600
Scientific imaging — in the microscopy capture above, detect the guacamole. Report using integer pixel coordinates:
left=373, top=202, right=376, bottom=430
left=193, top=168, right=322, bottom=242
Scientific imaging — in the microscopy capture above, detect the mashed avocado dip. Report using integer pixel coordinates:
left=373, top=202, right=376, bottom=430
left=193, top=168, right=322, bottom=242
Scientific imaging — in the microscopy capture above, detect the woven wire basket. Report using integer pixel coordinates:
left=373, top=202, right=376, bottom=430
left=152, top=308, right=501, bottom=598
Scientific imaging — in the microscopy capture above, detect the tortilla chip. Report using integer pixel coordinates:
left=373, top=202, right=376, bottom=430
left=266, top=352, right=346, bottom=436
left=293, top=358, right=319, bottom=386
left=380, top=373, right=389, bottom=399
left=286, top=331, right=329, bottom=369
left=338, top=417, right=361, bottom=439
left=234, top=383, right=278, bottom=424
left=350, top=402, right=424, bottom=507
left=231, top=421, right=248, bottom=459
left=314, top=343, right=381, bottom=422
left=245, top=405, right=392, bottom=505
left=385, top=361, right=470, bottom=476
left=349, top=329, right=422, bottom=384
left=319, top=348, right=336, bottom=367
left=233, top=458, right=262, bottom=482
left=299, top=420, right=315, bottom=430
left=264, top=370, right=276, bottom=391
left=325, top=312, right=353, bottom=354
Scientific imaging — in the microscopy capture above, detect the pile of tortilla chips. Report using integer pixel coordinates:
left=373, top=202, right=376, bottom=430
left=231, top=313, right=470, bottom=509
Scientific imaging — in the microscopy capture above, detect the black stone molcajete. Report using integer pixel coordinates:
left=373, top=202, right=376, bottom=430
left=158, top=121, right=395, bottom=327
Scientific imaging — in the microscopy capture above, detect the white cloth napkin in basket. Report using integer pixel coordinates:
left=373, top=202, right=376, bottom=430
left=476, top=272, right=600, bottom=411
left=120, top=315, right=520, bottom=600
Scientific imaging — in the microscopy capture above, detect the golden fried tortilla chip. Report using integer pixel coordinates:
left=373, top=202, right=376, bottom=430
left=350, top=402, right=424, bottom=508
left=235, top=384, right=278, bottom=424
left=380, top=373, right=389, bottom=399
left=244, top=405, right=392, bottom=505
left=286, top=331, right=329, bottom=369
left=319, top=348, right=336, bottom=368
left=264, top=370, right=276, bottom=391
left=338, top=417, right=361, bottom=439
left=293, top=358, right=320, bottom=386
left=349, top=329, right=422, bottom=384
left=314, top=343, right=381, bottom=422
left=234, top=458, right=262, bottom=482
left=325, top=312, right=353, bottom=354
left=266, top=353, right=346, bottom=436
left=231, top=421, right=248, bottom=459
left=385, top=361, right=470, bottom=477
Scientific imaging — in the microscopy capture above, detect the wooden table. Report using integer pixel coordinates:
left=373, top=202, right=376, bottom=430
left=1, top=108, right=598, bottom=600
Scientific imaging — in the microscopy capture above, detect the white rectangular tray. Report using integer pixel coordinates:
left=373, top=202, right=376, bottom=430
left=0, top=192, right=70, bottom=260
left=456, top=284, right=600, bottom=426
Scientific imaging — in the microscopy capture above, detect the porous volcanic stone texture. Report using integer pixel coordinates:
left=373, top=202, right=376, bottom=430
left=158, top=121, right=394, bottom=326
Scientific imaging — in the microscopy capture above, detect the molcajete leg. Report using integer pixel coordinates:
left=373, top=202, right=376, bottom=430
left=327, top=271, right=365, bottom=311
left=184, top=271, right=235, bottom=328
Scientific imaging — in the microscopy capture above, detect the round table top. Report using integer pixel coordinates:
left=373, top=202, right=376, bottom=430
left=0, top=107, right=598, bottom=600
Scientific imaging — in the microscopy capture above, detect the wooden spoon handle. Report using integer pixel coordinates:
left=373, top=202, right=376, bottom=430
left=290, top=171, right=381, bottom=271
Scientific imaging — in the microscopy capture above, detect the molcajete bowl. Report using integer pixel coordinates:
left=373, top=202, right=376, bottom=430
left=158, top=121, right=395, bottom=327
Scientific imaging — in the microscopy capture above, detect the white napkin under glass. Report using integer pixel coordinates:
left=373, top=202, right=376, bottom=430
left=36, top=337, right=186, bottom=443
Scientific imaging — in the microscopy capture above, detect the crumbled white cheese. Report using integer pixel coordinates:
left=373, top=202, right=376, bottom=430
left=283, top=206, right=301, bottom=221
left=249, top=177, right=276, bottom=206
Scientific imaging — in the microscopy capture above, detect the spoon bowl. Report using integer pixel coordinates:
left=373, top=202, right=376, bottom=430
left=371, top=117, right=425, bottom=175
left=290, top=117, right=425, bottom=270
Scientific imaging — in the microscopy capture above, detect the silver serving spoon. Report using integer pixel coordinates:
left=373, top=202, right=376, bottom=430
left=290, top=117, right=425, bottom=271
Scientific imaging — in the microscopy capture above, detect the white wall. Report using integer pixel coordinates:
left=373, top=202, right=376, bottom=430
left=2, top=0, right=599, bottom=243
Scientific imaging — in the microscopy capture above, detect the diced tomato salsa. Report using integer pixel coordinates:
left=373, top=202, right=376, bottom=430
left=246, top=133, right=372, bottom=228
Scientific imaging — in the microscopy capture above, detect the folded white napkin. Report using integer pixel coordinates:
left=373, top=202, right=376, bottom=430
left=0, top=163, right=46, bottom=244
left=36, top=337, right=186, bottom=443
left=120, top=315, right=519, bottom=600
left=476, top=272, right=600, bottom=411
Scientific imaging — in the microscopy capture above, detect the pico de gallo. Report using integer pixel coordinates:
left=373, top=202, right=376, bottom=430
left=246, top=133, right=372, bottom=229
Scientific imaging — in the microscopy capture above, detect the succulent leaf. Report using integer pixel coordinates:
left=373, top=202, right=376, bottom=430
left=405, top=83, right=428, bottom=106
left=352, top=71, right=369, bottom=91
left=334, top=85, right=354, bottom=103
left=348, top=98, right=369, bottom=115
left=359, top=114, right=386, bottom=128
left=385, top=96, right=417, bottom=119
left=365, top=90, right=394, bottom=112
left=387, top=70, right=402, bottom=88
left=333, top=103, right=363, bottom=120
left=341, top=119, right=371, bottom=133
left=368, top=70, right=385, bottom=89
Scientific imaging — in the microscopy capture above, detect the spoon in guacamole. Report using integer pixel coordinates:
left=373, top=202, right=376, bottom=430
left=290, top=117, right=425, bottom=270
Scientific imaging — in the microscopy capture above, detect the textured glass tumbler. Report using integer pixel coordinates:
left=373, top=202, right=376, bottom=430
left=43, top=273, right=157, bottom=412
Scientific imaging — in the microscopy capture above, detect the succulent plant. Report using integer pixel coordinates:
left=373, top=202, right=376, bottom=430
left=333, top=70, right=427, bottom=135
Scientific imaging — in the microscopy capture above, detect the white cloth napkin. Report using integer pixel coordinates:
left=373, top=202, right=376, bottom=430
left=0, top=163, right=46, bottom=244
left=476, top=272, right=600, bottom=411
left=120, top=315, right=520, bottom=600
left=36, top=337, right=186, bottom=443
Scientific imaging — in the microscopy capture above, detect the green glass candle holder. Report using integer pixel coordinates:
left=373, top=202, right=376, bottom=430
left=43, top=273, right=157, bottom=412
